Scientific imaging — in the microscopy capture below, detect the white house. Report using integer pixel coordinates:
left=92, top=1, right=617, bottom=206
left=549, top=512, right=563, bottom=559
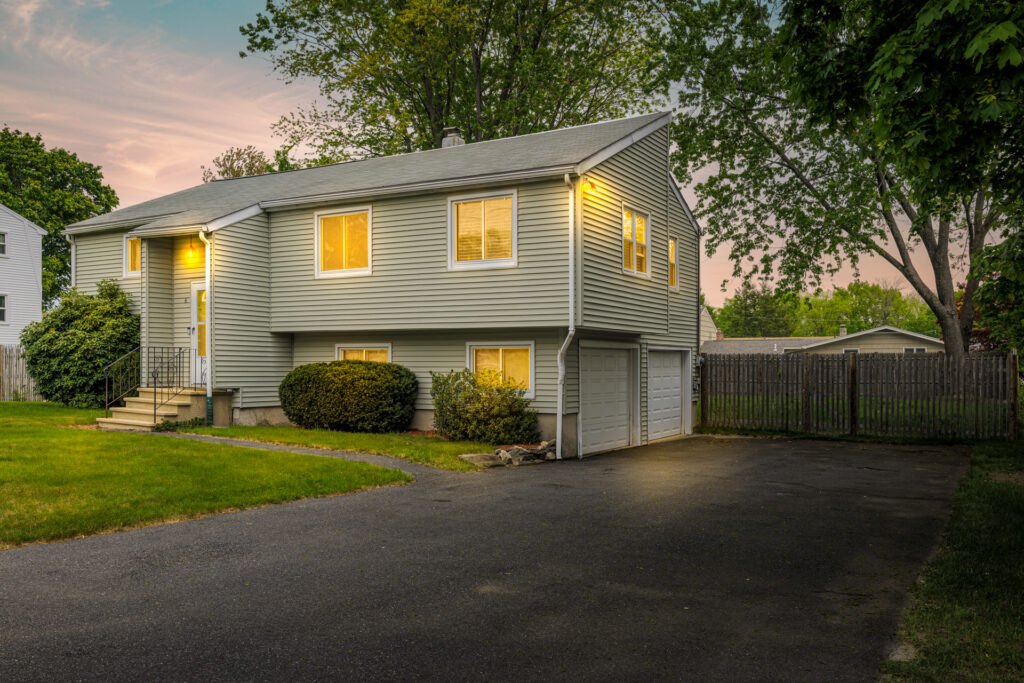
left=0, top=204, right=45, bottom=345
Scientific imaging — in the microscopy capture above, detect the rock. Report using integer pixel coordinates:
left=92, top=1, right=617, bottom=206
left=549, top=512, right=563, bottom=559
left=458, top=452, right=505, bottom=468
left=492, top=441, right=558, bottom=466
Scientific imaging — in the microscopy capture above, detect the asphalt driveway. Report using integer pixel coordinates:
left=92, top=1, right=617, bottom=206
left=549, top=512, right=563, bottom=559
left=1, top=437, right=965, bottom=681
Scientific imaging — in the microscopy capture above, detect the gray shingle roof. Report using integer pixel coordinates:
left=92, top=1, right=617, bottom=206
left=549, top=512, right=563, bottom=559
left=67, top=112, right=668, bottom=234
left=700, top=338, right=830, bottom=354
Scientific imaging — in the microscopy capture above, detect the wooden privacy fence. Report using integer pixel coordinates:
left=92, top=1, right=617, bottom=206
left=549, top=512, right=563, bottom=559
left=0, top=345, right=41, bottom=401
left=700, top=351, right=1020, bottom=441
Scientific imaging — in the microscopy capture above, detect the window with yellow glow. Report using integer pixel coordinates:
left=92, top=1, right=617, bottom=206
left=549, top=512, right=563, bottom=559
left=317, top=208, right=371, bottom=276
left=449, top=192, right=516, bottom=269
left=622, top=207, right=649, bottom=275
left=335, top=346, right=390, bottom=362
left=124, top=237, right=141, bottom=276
left=468, top=344, right=532, bottom=394
left=668, top=237, right=678, bottom=289
left=196, top=289, right=207, bottom=357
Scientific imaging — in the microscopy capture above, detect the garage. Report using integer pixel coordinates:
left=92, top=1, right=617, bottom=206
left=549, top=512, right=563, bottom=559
left=580, top=346, right=633, bottom=455
left=648, top=350, right=688, bottom=441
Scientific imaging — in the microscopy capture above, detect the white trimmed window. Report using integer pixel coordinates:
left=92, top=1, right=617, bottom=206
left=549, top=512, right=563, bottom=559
left=0, top=294, right=6, bottom=323
left=123, top=236, right=141, bottom=277
left=448, top=191, right=517, bottom=270
left=622, top=205, right=649, bottom=276
left=668, top=235, right=678, bottom=289
left=316, top=207, right=372, bottom=278
left=335, top=344, right=391, bottom=362
left=904, top=347, right=926, bottom=354
left=466, top=342, right=534, bottom=397
left=0, top=232, right=7, bottom=256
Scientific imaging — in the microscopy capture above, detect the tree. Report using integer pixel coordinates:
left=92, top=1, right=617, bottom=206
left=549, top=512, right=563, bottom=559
left=240, top=0, right=665, bottom=161
left=0, top=127, right=118, bottom=306
left=782, top=0, right=1024, bottom=212
left=663, top=0, right=1009, bottom=356
left=795, top=282, right=940, bottom=337
left=714, top=282, right=802, bottom=337
left=971, top=230, right=1024, bottom=357
left=200, top=144, right=300, bottom=182
left=19, top=280, right=140, bottom=408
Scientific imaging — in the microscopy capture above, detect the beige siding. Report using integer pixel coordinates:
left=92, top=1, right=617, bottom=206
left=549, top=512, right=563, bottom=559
left=581, top=126, right=671, bottom=334
left=293, top=329, right=567, bottom=413
left=802, top=331, right=945, bottom=355
left=73, top=230, right=141, bottom=312
left=268, top=179, right=570, bottom=332
left=212, top=216, right=294, bottom=408
left=170, top=235, right=205, bottom=351
left=140, top=238, right=174, bottom=383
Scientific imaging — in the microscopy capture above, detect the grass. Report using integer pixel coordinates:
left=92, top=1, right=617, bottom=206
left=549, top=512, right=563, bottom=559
left=177, top=424, right=491, bottom=472
left=0, top=402, right=411, bottom=549
left=884, top=439, right=1024, bottom=681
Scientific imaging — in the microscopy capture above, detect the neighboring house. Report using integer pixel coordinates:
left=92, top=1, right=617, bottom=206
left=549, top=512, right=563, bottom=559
left=0, top=204, right=45, bottom=345
left=65, top=113, right=701, bottom=457
left=699, top=306, right=718, bottom=344
left=701, top=325, right=945, bottom=355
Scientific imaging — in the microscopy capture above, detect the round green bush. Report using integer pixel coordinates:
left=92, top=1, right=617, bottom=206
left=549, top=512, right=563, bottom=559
left=278, top=360, right=418, bottom=432
left=430, top=369, right=539, bottom=444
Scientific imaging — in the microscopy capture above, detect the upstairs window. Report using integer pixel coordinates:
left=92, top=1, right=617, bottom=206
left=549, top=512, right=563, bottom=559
left=316, top=207, right=371, bottom=278
left=449, top=191, right=516, bottom=270
left=622, top=206, right=649, bottom=276
left=668, top=236, right=678, bottom=289
left=123, top=236, right=141, bottom=277
left=0, top=232, right=6, bottom=255
left=336, top=345, right=391, bottom=362
left=467, top=342, right=533, bottom=397
left=0, top=294, right=5, bottom=322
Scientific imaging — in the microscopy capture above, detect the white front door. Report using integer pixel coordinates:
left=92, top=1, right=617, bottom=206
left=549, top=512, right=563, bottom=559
left=190, top=281, right=208, bottom=385
left=648, top=351, right=685, bottom=440
left=580, top=347, right=632, bottom=455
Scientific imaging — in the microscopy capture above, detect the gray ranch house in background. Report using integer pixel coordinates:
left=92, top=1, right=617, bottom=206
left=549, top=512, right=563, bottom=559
left=65, top=113, right=700, bottom=458
left=701, top=325, right=946, bottom=355
left=0, top=203, right=45, bottom=345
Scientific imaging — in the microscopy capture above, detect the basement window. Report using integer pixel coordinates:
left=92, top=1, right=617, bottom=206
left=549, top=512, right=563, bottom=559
left=466, top=342, right=534, bottom=397
left=335, top=345, right=391, bottom=362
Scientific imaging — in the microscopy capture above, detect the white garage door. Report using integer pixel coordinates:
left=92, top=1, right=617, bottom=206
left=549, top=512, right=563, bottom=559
left=648, top=351, right=683, bottom=441
left=580, top=347, right=632, bottom=455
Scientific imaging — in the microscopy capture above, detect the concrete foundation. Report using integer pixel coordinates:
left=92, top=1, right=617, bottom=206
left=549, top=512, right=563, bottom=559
left=232, top=406, right=290, bottom=427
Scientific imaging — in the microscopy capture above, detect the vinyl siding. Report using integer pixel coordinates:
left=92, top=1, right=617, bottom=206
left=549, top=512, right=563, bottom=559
left=72, top=230, right=141, bottom=312
left=800, top=331, right=945, bottom=355
left=212, top=215, right=293, bottom=408
left=268, top=179, right=570, bottom=332
left=292, top=328, right=567, bottom=413
left=0, top=210, right=43, bottom=344
left=170, top=235, right=205, bottom=352
left=581, top=125, right=671, bottom=334
left=140, top=238, right=173, bottom=383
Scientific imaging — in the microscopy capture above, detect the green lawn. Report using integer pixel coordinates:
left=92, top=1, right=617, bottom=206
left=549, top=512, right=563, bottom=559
left=178, top=424, right=490, bottom=472
left=884, top=439, right=1024, bottom=681
left=0, top=402, right=411, bottom=549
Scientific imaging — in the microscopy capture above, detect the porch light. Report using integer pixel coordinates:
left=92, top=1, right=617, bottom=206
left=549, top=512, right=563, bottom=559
left=582, top=178, right=598, bottom=193
left=188, top=236, right=196, bottom=259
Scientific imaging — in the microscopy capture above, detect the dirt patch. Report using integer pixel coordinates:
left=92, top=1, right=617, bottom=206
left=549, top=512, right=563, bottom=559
left=990, top=471, right=1024, bottom=486
left=65, top=424, right=99, bottom=430
left=406, top=429, right=440, bottom=438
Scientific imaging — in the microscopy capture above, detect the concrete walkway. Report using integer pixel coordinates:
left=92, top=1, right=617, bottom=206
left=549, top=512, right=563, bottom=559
left=0, top=437, right=966, bottom=681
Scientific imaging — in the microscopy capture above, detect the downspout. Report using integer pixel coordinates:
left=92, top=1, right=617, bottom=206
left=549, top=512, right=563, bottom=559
left=556, top=173, right=577, bottom=461
left=198, top=230, right=213, bottom=424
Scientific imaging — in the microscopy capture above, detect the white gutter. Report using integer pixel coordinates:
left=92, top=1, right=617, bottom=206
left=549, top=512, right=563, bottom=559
left=555, top=173, right=577, bottom=461
left=198, top=230, right=213, bottom=424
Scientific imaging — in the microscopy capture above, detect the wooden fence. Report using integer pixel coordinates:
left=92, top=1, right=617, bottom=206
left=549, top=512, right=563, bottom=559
left=700, top=351, right=1019, bottom=441
left=0, top=345, right=41, bottom=401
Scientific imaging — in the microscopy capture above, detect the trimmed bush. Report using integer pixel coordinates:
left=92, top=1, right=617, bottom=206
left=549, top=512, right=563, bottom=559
left=20, top=280, right=140, bottom=408
left=430, top=369, right=539, bottom=444
left=279, top=360, right=418, bottom=432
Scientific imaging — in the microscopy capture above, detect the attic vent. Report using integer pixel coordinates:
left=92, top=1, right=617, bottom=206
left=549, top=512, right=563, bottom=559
left=441, top=127, right=465, bottom=148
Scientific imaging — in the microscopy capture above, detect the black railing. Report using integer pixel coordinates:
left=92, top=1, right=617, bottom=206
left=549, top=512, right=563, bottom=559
left=148, top=346, right=206, bottom=423
left=104, top=347, right=141, bottom=418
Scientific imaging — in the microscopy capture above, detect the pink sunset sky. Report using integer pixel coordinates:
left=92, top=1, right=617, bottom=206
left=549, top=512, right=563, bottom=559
left=0, top=0, right=938, bottom=306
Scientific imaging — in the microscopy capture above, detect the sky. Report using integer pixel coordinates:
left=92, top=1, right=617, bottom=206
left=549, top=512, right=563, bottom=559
left=0, top=0, right=935, bottom=307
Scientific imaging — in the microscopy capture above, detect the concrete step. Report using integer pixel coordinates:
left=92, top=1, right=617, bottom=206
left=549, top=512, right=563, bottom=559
left=95, top=417, right=158, bottom=432
left=136, top=387, right=206, bottom=398
left=123, top=396, right=190, bottom=411
left=110, top=406, right=179, bottom=421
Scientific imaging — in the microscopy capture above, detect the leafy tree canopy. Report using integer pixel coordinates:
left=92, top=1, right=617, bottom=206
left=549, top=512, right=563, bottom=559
left=971, top=230, right=1024, bottom=358
left=0, top=127, right=118, bottom=306
left=201, top=144, right=300, bottom=182
left=714, top=282, right=802, bottom=337
left=795, top=282, right=939, bottom=337
left=240, top=0, right=666, bottom=161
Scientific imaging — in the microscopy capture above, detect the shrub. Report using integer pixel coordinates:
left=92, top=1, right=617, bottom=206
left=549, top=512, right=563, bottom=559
left=279, top=360, right=418, bottom=432
left=430, top=369, right=539, bottom=444
left=20, top=280, right=140, bottom=408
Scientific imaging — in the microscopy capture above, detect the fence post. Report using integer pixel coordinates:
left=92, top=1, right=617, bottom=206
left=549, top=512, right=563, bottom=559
left=848, top=352, right=858, bottom=436
left=700, top=355, right=708, bottom=428
left=1010, top=350, right=1019, bottom=441
left=801, top=354, right=811, bottom=433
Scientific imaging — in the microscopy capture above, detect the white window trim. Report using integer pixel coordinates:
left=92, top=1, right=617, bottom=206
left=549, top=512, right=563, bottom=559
left=667, top=233, right=679, bottom=291
left=122, top=235, right=141, bottom=278
left=447, top=189, right=518, bottom=271
left=621, top=202, right=652, bottom=279
left=465, top=340, right=535, bottom=399
left=0, top=231, right=8, bottom=258
left=904, top=347, right=927, bottom=354
left=334, top=343, right=392, bottom=361
left=314, top=205, right=373, bottom=279
left=0, top=292, right=7, bottom=325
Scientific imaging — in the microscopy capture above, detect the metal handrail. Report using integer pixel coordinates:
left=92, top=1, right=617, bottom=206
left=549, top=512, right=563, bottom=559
left=104, top=347, right=141, bottom=418
left=148, top=346, right=206, bottom=423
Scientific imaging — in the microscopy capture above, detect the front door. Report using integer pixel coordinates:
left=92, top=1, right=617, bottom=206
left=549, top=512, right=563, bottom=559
left=190, top=281, right=208, bottom=385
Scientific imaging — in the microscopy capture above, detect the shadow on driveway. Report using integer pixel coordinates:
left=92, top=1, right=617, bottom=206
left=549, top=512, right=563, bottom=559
left=0, top=437, right=966, bottom=681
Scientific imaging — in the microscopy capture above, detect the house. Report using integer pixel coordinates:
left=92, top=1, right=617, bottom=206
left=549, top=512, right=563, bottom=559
left=699, top=306, right=718, bottom=344
left=701, top=325, right=945, bottom=355
left=0, top=204, right=45, bottom=345
left=64, top=113, right=700, bottom=457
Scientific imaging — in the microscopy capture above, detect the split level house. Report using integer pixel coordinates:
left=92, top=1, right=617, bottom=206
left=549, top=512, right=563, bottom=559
left=0, top=203, right=45, bottom=345
left=65, top=112, right=700, bottom=457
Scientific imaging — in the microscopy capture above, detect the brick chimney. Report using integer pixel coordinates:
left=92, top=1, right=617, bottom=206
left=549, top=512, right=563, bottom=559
left=716, top=329, right=724, bottom=340
left=838, top=325, right=847, bottom=336
left=441, top=127, right=465, bottom=148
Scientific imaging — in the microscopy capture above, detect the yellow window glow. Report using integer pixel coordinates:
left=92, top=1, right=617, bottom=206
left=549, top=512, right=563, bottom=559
left=473, top=346, right=530, bottom=390
left=622, top=211, right=634, bottom=270
left=622, top=209, right=649, bottom=274
left=320, top=211, right=369, bottom=272
left=669, top=237, right=677, bottom=288
left=196, top=289, right=207, bottom=357
left=340, top=348, right=388, bottom=362
left=456, top=197, right=512, bottom=262
left=364, top=348, right=389, bottom=362
left=127, top=237, right=141, bottom=273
